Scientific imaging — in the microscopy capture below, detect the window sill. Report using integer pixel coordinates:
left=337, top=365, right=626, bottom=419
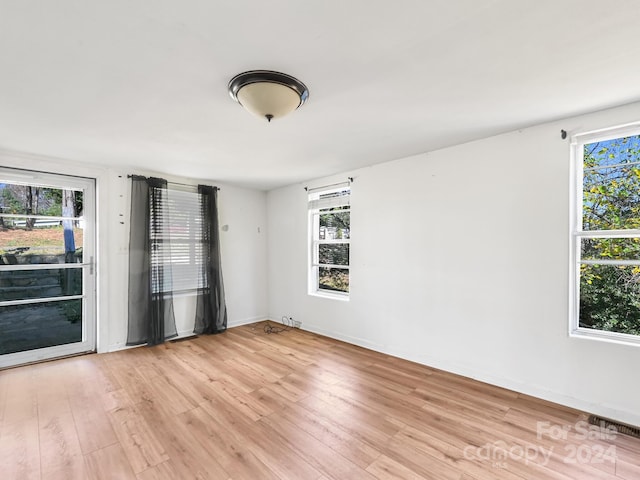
left=570, top=328, right=640, bottom=348
left=308, top=290, right=350, bottom=302
left=158, top=289, right=199, bottom=299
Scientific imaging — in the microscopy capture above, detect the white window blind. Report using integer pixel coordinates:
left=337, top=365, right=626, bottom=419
left=308, top=185, right=350, bottom=211
left=151, top=188, right=206, bottom=293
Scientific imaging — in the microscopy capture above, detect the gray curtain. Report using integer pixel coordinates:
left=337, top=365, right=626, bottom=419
left=127, top=175, right=178, bottom=345
left=194, top=185, right=227, bottom=334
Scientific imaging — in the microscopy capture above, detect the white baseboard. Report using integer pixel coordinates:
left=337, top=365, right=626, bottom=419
left=227, top=315, right=267, bottom=328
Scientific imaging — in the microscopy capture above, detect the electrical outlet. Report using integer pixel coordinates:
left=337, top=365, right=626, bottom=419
left=284, top=315, right=301, bottom=328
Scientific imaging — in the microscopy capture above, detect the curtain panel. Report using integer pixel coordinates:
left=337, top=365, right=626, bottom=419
left=194, top=185, right=227, bottom=334
left=127, top=175, right=178, bottom=346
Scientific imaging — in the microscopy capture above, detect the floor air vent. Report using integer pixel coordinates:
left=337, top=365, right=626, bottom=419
left=588, top=414, right=640, bottom=439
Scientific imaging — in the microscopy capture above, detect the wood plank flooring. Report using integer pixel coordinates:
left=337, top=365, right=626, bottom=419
left=0, top=321, right=638, bottom=479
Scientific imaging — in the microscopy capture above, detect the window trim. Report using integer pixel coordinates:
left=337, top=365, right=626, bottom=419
left=308, top=185, right=351, bottom=300
left=569, top=122, right=640, bottom=347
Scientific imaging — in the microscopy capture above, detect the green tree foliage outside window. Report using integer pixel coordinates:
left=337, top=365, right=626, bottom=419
left=0, top=185, right=82, bottom=222
left=579, top=135, right=640, bottom=336
left=318, top=208, right=350, bottom=293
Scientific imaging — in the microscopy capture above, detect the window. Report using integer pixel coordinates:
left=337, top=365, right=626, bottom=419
left=151, top=187, right=205, bottom=294
left=308, top=184, right=350, bottom=298
left=571, top=125, right=640, bottom=344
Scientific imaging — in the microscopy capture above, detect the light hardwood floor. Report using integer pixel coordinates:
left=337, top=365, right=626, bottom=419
left=0, top=322, right=638, bottom=479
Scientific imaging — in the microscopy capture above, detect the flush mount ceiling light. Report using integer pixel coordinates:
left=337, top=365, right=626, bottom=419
left=228, top=70, right=309, bottom=122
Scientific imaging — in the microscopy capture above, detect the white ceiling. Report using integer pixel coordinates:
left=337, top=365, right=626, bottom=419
left=1, top=1, right=640, bottom=190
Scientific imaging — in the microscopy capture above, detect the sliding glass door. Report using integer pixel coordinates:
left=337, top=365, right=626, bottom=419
left=0, top=168, right=95, bottom=368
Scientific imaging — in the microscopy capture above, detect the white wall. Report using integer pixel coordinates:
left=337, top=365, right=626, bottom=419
left=267, top=101, right=640, bottom=427
left=0, top=150, right=269, bottom=353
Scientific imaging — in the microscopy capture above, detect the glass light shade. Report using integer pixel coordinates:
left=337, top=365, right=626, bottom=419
left=236, top=82, right=302, bottom=121
left=229, top=71, right=309, bottom=122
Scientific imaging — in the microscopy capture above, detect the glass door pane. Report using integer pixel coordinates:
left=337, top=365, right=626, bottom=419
left=0, top=168, right=95, bottom=368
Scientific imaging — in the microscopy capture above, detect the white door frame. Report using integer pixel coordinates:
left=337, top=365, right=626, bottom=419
left=0, top=167, right=96, bottom=368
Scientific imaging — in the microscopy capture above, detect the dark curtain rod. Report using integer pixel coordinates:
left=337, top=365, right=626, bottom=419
left=125, top=174, right=219, bottom=190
